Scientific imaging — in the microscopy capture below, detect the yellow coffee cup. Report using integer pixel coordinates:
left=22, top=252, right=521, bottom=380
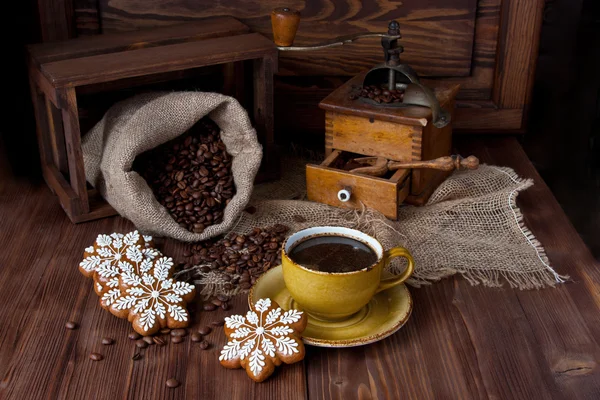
left=282, top=226, right=414, bottom=321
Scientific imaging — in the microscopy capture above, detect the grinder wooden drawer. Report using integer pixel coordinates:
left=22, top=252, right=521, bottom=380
left=306, top=150, right=410, bottom=220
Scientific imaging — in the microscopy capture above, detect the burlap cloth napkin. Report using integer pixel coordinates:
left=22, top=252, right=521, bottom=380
left=184, top=156, right=567, bottom=298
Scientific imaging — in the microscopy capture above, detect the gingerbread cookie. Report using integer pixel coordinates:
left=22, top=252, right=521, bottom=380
left=79, top=231, right=195, bottom=335
left=219, top=298, right=307, bottom=382
left=111, top=255, right=196, bottom=335
left=79, top=231, right=158, bottom=311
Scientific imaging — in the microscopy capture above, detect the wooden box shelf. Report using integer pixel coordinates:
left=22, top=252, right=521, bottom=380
left=27, top=17, right=277, bottom=223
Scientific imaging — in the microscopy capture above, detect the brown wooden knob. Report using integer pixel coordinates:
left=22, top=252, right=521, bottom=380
left=271, top=7, right=301, bottom=47
left=459, top=155, right=479, bottom=170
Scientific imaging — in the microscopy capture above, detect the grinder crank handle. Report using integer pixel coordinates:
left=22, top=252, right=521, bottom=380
left=349, top=155, right=479, bottom=176
left=387, top=155, right=479, bottom=172
left=271, top=7, right=400, bottom=50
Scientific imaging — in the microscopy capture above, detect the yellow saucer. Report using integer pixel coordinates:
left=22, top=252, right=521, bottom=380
left=248, top=265, right=413, bottom=348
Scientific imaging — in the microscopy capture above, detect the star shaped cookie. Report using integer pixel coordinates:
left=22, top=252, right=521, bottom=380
left=219, top=298, right=307, bottom=382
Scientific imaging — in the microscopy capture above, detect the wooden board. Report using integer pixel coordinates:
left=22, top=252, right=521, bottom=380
left=1, top=137, right=600, bottom=398
left=40, top=33, right=276, bottom=86
left=29, top=17, right=251, bottom=64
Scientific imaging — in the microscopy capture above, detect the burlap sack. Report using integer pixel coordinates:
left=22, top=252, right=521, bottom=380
left=82, top=92, right=262, bottom=242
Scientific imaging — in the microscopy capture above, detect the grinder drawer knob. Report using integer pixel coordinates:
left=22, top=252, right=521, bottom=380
left=337, top=188, right=352, bottom=202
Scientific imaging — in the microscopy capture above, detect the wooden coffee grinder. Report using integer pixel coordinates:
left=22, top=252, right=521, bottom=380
left=271, top=8, right=479, bottom=220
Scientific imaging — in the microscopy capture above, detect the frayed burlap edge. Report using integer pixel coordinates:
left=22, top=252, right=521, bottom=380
left=487, top=166, right=568, bottom=288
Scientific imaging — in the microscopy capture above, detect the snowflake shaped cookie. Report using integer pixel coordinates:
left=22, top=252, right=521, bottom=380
left=79, top=231, right=196, bottom=336
left=220, top=298, right=307, bottom=382
left=112, top=256, right=196, bottom=335
left=79, top=231, right=158, bottom=311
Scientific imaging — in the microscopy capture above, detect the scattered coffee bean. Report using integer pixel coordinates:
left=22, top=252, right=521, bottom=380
left=221, top=302, right=229, bottom=311
left=166, top=378, right=180, bottom=389
left=143, top=336, right=155, bottom=345
left=132, top=353, right=142, bottom=361
left=65, top=321, right=78, bottom=330
left=211, top=320, right=225, bottom=327
left=101, top=337, right=114, bottom=345
left=203, top=303, right=217, bottom=311
left=89, top=353, right=103, bottom=361
left=170, top=328, right=187, bottom=337
left=198, top=326, right=212, bottom=335
left=153, top=336, right=166, bottom=346
left=179, top=224, right=288, bottom=294
left=171, top=336, right=184, bottom=344
left=134, top=118, right=235, bottom=234
left=160, top=328, right=171, bottom=334
left=135, top=339, right=148, bottom=349
left=191, top=333, right=203, bottom=342
left=199, top=341, right=210, bottom=350
left=128, top=332, right=141, bottom=340
left=217, top=294, right=230, bottom=302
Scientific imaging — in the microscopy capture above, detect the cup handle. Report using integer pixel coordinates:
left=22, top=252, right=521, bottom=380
left=375, top=247, right=415, bottom=294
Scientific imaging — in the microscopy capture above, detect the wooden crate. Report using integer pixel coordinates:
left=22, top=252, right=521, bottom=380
left=27, top=17, right=277, bottom=223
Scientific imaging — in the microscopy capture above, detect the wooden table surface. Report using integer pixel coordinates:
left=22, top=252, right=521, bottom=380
left=1, top=137, right=599, bottom=399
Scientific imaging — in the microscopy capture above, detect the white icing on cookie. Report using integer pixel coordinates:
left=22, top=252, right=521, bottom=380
left=220, top=298, right=302, bottom=376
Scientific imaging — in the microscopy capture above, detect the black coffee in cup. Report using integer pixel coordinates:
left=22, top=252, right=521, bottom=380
left=288, top=234, right=377, bottom=273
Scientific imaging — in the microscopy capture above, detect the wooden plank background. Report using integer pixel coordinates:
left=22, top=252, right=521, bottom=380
left=90, top=0, right=478, bottom=78
left=65, top=0, right=543, bottom=138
